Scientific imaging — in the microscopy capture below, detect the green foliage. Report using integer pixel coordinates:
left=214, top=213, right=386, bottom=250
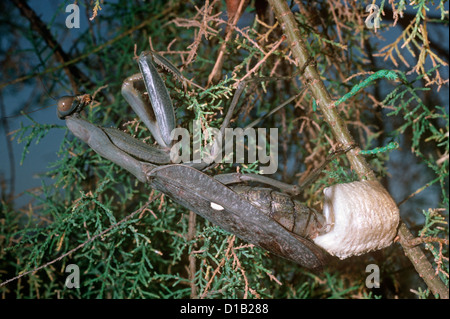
left=11, top=114, right=62, bottom=165
left=0, top=0, right=448, bottom=299
left=384, top=68, right=449, bottom=206
left=334, top=70, right=399, bottom=107
left=418, top=208, right=449, bottom=287
left=359, top=141, right=399, bottom=155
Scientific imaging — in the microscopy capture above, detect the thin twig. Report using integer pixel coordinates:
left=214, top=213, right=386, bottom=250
left=234, top=35, right=286, bottom=86
left=11, top=0, right=84, bottom=93
left=0, top=92, right=15, bottom=202
left=1, top=3, right=181, bottom=91
left=208, top=0, right=248, bottom=85
left=200, top=235, right=235, bottom=298
left=187, top=211, right=198, bottom=298
left=402, top=236, right=449, bottom=248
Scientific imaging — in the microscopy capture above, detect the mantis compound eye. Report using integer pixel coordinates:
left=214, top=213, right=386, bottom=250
left=57, top=94, right=91, bottom=119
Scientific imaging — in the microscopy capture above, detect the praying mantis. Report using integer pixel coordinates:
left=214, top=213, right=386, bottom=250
left=57, top=51, right=330, bottom=269
left=57, top=51, right=400, bottom=269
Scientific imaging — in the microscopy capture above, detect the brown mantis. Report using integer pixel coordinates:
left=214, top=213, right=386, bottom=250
left=57, top=51, right=330, bottom=269
left=56, top=51, right=399, bottom=269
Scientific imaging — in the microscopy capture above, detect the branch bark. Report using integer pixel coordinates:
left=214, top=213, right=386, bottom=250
left=11, top=0, right=88, bottom=93
left=187, top=211, right=198, bottom=298
left=208, top=0, right=249, bottom=85
left=267, top=0, right=448, bottom=299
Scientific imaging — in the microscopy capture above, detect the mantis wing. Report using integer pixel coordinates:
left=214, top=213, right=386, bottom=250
left=148, top=164, right=327, bottom=269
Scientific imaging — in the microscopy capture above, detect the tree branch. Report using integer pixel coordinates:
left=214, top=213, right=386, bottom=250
left=267, top=0, right=448, bottom=299
left=187, top=211, right=198, bottom=298
left=11, top=0, right=88, bottom=93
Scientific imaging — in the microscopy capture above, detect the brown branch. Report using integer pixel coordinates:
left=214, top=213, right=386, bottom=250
left=208, top=0, right=249, bottom=85
left=382, top=7, right=449, bottom=63
left=200, top=235, right=236, bottom=298
left=11, top=0, right=88, bottom=93
left=187, top=211, right=198, bottom=298
left=402, top=236, right=449, bottom=248
left=267, top=0, right=448, bottom=299
left=233, top=35, right=286, bottom=86
left=1, top=2, right=181, bottom=92
left=398, top=223, right=449, bottom=298
left=268, top=0, right=374, bottom=181
left=0, top=92, right=15, bottom=202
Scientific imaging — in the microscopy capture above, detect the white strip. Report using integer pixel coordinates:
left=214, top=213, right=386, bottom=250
left=210, top=202, right=224, bottom=211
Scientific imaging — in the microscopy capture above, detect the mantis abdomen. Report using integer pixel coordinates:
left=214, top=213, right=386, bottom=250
left=230, top=186, right=326, bottom=239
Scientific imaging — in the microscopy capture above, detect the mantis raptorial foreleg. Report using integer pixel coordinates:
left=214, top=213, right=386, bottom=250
left=64, top=115, right=155, bottom=183
left=122, top=52, right=176, bottom=148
